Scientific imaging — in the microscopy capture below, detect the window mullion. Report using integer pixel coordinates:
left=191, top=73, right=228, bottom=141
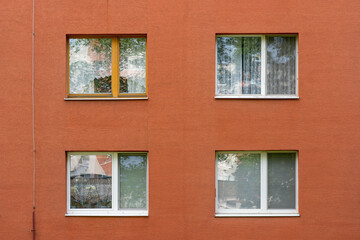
left=260, top=152, right=267, bottom=211
left=261, top=35, right=266, bottom=96
left=215, top=152, right=219, bottom=213
left=112, top=153, right=119, bottom=212
left=111, top=37, right=120, bottom=97
left=295, top=152, right=299, bottom=212
left=66, top=154, right=71, bottom=213
left=66, top=38, right=70, bottom=96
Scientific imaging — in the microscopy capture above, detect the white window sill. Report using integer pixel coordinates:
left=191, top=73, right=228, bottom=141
left=215, top=213, right=300, bottom=217
left=64, top=97, right=148, bottom=101
left=66, top=211, right=148, bottom=217
left=215, top=95, right=299, bottom=99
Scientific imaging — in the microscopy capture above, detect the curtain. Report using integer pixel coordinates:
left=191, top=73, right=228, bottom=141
left=217, top=36, right=261, bottom=95
left=266, top=36, right=296, bottom=95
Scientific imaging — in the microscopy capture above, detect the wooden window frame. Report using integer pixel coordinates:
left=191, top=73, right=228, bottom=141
left=215, top=151, right=299, bottom=217
left=66, top=152, right=149, bottom=217
left=215, top=34, right=299, bottom=99
left=66, top=35, right=147, bottom=100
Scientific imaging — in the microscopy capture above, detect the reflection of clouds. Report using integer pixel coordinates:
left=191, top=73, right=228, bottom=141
left=70, top=155, right=81, bottom=171
left=120, top=156, right=145, bottom=168
left=267, top=38, right=292, bottom=64
left=120, top=53, right=146, bottom=93
left=120, top=69, right=145, bottom=80
left=218, top=154, right=239, bottom=181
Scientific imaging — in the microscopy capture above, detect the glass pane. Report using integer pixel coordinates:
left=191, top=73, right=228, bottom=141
left=119, top=38, right=146, bottom=94
left=217, top=36, right=261, bottom=95
left=70, top=154, right=112, bottom=208
left=266, top=36, right=296, bottom=95
left=217, top=153, right=261, bottom=209
left=119, top=154, right=147, bottom=209
left=69, top=38, right=112, bottom=94
left=268, top=153, right=296, bottom=209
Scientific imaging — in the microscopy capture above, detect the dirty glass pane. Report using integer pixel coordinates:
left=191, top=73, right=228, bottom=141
left=268, top=153, right=296, bottom=209
left=119, top=38, right=146, bottom=94
left=69, top=38, right=112, bottom=94
left=266, top=36, right=296, bottom=95
left=70, top=154, right=112, bottom=208
left=217, top=36, right=261, bottom=95
left=217, top=153, right=261, bottom=209
left=119, top=154, right=147, bottom=209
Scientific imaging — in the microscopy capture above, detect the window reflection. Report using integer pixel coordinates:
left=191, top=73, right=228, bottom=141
left=217, top=153, right=261, bottom=209
left=69, top=38, right=112, bottom=94
left=70, top=154, right=112, bottom=208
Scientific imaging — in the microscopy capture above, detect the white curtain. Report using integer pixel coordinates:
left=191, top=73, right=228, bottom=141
left=266, top=36, right=296, bottom=95
left=217, top=36, right=261, bottom=95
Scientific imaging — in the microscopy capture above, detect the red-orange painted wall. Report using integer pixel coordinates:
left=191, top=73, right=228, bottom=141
left=1, top=0, right=360, bottom=239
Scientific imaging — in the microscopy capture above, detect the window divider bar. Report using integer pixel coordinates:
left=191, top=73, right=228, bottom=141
left=66, top=154, right=71, bottom=213
left=260, top=152, right=267, bottom=211
left=261, top=36, right=266, bottom=96
left=146, top=153, right=149, bottom=211
left=111, top=37, right=120, bottom=97
left=66, top=39, right=70, bottom=96
left=215, top=152, right=219, bottom=213
left=112, top=153, right=119, bottom=211
left=295, top=152, right=299, bottom=212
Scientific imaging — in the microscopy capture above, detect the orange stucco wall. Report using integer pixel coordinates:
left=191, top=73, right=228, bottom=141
left=1, top=0, right=359, bottom=239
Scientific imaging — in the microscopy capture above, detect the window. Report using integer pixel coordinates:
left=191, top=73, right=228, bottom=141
left=216, top=151, right=298, bottom=217
left=67, top=152, right=148, bottom=216
left=216, top=35, right=298, bottom=98
left=67, top=36, right=147, bottom=99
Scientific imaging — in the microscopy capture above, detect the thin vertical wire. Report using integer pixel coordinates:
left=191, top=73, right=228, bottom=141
left=32, top=0, right=36, bottom=210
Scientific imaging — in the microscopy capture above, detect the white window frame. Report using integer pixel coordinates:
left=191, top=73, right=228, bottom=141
left=66, top=152, right=149, bottom=216
left=215, top=151, right=299, bottom=217
left=215, top=34, right=299, bottom=99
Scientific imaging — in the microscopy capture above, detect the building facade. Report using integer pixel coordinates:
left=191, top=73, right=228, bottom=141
left=1, top=0, right=359, bottom=239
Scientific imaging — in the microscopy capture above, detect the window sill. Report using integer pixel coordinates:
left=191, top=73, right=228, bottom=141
left=65, top=211, right=148, bottom=217
left=215, top=95, right=299, bottom=100
left=64, top=97, right=148, bottom=101
left=215, top=213, right=300, bottom=217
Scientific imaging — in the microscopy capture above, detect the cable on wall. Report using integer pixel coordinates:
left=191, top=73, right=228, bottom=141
left=31, top=0, right=36, bottom=238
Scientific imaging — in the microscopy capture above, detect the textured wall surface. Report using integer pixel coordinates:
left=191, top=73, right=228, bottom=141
left=0, top=0, right=33, bottom=239
left=1, top=0, right=359, bottom=239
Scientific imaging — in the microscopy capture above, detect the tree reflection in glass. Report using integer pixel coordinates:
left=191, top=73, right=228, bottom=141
left=69, top=38, right=112, bottom=94
left=217, top=153, right=261, bottom=209
left=119, top=154, right=147, bottom=209
left=268, top=153, right=296, bottom=209
left=70, top=154, right=112, bottom=208
left=217, top=36, right=261, bottom=95
left=266, top=36, right=296, bottom=95
left=119, top=38, right=146, bottom=94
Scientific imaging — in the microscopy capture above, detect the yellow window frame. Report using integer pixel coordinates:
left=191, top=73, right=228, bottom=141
left=67, top=35, right=147, bottom=99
